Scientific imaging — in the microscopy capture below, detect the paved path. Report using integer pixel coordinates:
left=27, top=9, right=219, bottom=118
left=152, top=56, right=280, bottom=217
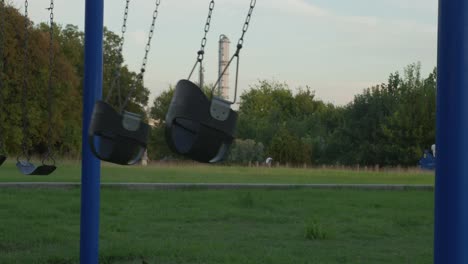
left=0, top=182, right=434, bottom=191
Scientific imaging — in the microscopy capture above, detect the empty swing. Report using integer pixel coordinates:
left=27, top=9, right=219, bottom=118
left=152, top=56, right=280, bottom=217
left=16, top=0, right=57, bottom=175
left=88, top=0, right=161, bottom=165
left=0, top=0, right=6, bottom=165
left=165, top=0, right=256, bottom=163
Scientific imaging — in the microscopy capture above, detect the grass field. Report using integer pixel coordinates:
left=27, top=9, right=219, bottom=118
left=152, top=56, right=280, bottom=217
left=0, top=161, right=434, bottom=185
left=0, top=162, right=434, bottom=263
left=0, top=188, right=433, bottom=264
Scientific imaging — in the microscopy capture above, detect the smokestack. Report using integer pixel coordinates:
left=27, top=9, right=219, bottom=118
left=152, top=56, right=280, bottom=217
left=218, top=34, right=230, bottom=99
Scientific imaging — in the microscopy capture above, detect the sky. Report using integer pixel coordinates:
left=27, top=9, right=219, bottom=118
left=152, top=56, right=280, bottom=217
left=9, top=0, right=438, bottom=106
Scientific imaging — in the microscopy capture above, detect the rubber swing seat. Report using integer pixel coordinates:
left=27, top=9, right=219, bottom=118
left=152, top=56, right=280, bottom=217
left=16, top=160, right=56, bottom=175
left=165, top=79, right=237, bottom=163
left=89, top=101, right=150, bottom=165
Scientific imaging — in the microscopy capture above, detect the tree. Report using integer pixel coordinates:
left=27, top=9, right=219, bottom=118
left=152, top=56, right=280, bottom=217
left=237, top=80, right=295, bottom=146
left=1, top=6, right=81, bottom=156
left=0, top=5, right=152, bottom=157
left=267, top=127, right=311, bottom=165
left=381, top=67, right=436, bottom=165
left=324, top=62, right=436, bottom=166
left=228, top=139, right=264, bottom=164
left=147, top=87, right=175, bottom=160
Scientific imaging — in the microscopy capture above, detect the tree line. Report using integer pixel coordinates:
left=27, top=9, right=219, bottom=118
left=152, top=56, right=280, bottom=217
left=1, top=5, right=436, bottom=166
left=149, top=63, right=436, bottom=167
left=235, top=63, right=436, bottom=167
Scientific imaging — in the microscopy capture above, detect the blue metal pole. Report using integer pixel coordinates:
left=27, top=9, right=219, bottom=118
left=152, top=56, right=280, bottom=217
left=80, top=0, right=103, bottom=263
left=435, top=0, right=468, bottom=263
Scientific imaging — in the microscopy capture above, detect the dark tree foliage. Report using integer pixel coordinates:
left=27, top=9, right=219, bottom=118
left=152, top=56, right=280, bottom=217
left=329, top=63, right=436, bottom=166
left=234, top=63, right=436, bottom=166
left=0, top=5, right=151, bottom=158
left=147, top=87, right=174, bottom=160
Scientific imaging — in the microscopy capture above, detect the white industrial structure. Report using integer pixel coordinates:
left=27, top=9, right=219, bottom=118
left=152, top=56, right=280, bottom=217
left=218, top=34, right=230, bottom=99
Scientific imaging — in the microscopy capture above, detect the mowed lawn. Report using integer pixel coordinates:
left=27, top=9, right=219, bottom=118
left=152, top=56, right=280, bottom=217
left=0, top=188, right=433, bottom=264
left=0, top=161, right=434, bottom=185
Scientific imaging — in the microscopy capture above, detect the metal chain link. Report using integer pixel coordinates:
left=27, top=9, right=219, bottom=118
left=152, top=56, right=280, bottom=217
left=199, top=0, right=214, bottom=62
left=106, top=0, right=130, bottom=106
left=211, top=0, right=256, bottom=104
left=188, top=0, right=215, bottom=82
left=237, top=0, right=255, bottom=49
left=121, top=0, right=129, bottom=41
left=43, top=0, right=55, bottom=165
left=0, top=0, right=6, bottom=154
left=140, top=0, right=161, bottom=78
left=19, top=0, right=30, bottom=161
left=120, top=0, right=161, bottom=112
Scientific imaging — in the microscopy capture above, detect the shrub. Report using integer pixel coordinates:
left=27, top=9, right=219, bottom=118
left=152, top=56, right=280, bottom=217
left=305, top=220, right=328, bottom=240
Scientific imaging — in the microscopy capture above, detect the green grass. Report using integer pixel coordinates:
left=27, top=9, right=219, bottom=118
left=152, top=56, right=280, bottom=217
left=0, top=161, right=434, bottom=185
left=0, top=188, right=433, bottom=263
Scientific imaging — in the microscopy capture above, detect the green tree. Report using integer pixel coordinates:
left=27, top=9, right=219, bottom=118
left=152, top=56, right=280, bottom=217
left=381, top=67, right=436, bottom=165
left=147, top=87, right=175, bottom=160
left=228, top=139, right=264, bottom=164
left=0, top=5, right=152, bottom=157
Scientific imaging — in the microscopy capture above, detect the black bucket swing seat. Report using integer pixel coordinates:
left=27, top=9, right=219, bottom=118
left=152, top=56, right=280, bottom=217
left=164, top=0, right=256, bottom=163
left=88, top=0, right=161, bottom=165
left=165, top=79, right=237, bottom=163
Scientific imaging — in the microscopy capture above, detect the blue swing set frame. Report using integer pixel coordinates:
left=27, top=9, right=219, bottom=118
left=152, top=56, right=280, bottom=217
left=80, top=0, right=468, bottom=263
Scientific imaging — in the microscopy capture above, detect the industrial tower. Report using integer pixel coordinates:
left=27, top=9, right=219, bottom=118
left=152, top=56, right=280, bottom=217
left=218, top=34, right=230, bottom=99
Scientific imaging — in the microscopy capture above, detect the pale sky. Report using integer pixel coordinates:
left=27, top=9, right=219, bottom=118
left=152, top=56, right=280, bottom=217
left=9, top=0, right=438, bottom=106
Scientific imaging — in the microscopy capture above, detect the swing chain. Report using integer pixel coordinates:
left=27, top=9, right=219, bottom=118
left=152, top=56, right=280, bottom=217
left=237, top=0, right=256, bottom=49
left=106, top=0, right=130, bottom=106
left=24, top=0, right=28, bottom=21
left=116, top=0, right=130, bottom=60
left=188, top=0, right=215, bottom=82
left=199, top=0, right=214, bottom=62
left=44, top=0, right=55, bottom=165
left=140, top=0, right=161, bottom=78
left=122, top=0, right=129, bottom=40
left=20, top=0, right=30, bottom=161
left=211, top=0, right=256, bottom=104
left=0, top=0, right=5, bottom=154
left=120, top=0, right=161, bottom=112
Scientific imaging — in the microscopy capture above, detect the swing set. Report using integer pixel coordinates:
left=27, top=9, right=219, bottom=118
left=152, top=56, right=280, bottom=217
left=0, top=0, right=256, bottom=173
left=1, top=0, right=466, bottom=264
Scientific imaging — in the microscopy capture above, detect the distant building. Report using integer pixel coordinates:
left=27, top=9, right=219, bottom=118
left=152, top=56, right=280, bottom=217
left=218, top=34, right=230, bottom=99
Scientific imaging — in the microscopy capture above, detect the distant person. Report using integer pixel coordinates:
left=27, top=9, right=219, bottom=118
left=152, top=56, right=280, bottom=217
left=141, top=150, right=149, bottom=166
left=432, top=144, right=436, bottom=157
left=265, top=157, right=273, bottom=167
left=423, top=150, right=433, bottom=159
left=420, top=149, right=436, bottom=170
